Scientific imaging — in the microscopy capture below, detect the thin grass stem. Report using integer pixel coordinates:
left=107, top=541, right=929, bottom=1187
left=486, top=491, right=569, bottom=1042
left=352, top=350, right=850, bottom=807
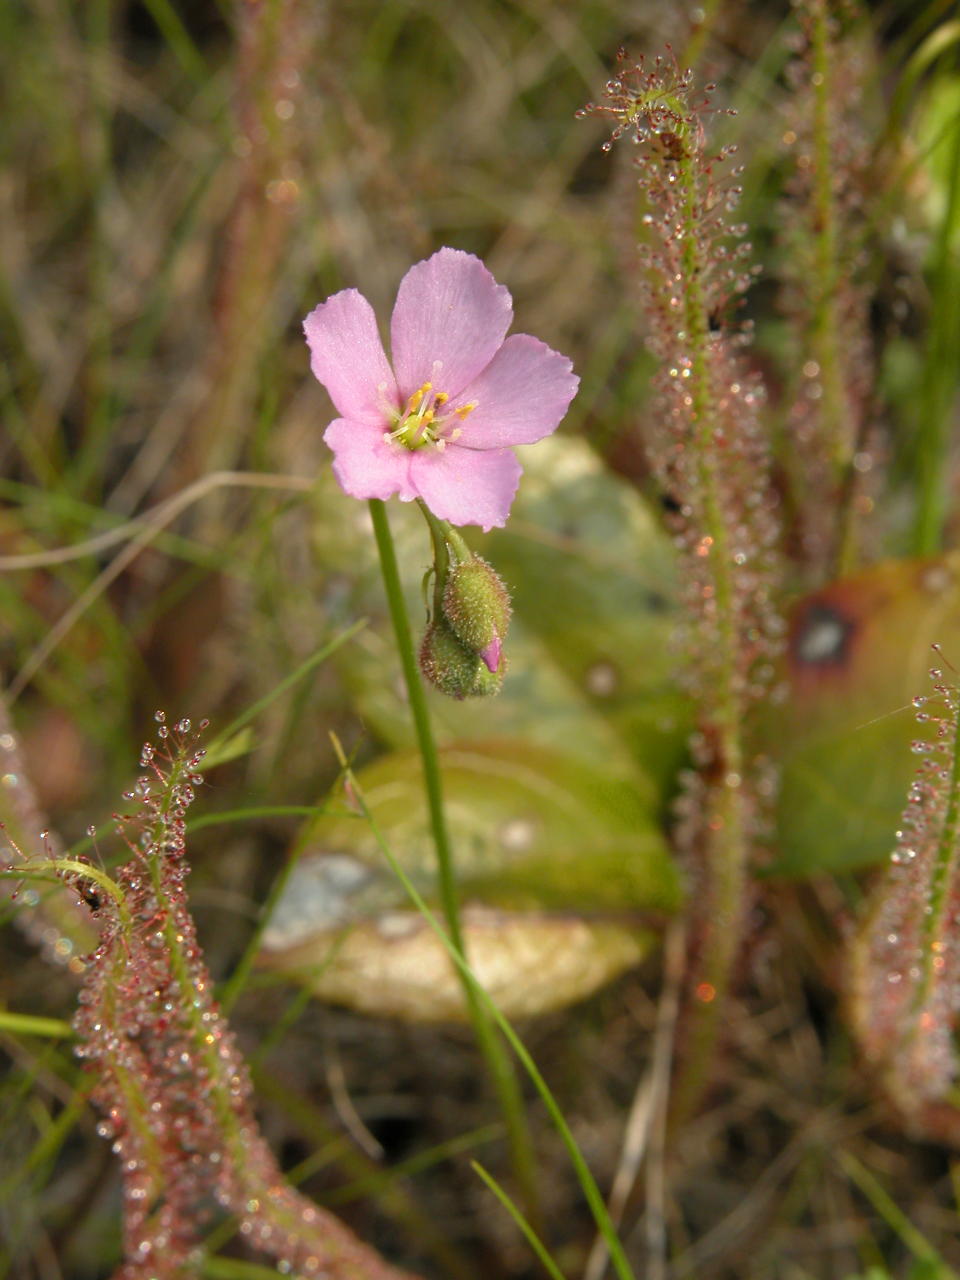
left=471, top=1161, right=569, bottom=1280
left=331, top=737, right=637, bottom=1280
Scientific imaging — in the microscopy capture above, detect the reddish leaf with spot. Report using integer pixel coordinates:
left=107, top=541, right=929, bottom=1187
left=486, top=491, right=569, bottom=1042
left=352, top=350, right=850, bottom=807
left=771, top=555, right=960, bottom=875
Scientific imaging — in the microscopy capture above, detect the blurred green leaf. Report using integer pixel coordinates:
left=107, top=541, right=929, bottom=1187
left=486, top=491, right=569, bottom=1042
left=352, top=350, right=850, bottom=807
left=914, top=71, right=960, bottom=249
left=311, top=435, right=691, bottom=789
left=200, top=726, right=256, bottom=771
left=311, top=738, right=679, bottom=912
left=487, top=434, right=691, bottom=793
left=259, top=738, right=680, bottom=1019
left=770, top=554, right=960, bottom=875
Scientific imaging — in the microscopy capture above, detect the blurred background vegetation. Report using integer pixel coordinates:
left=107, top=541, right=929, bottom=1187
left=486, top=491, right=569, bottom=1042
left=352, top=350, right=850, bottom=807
left=2, top=0, right=960, bottom=1277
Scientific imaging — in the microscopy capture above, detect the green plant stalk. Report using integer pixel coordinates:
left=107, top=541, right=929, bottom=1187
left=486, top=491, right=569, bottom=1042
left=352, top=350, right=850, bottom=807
left=139, top=0, right=208, bottom=82
left=219, top=796, right=351, bottom=1015
left=0, top=1089, right=90, bottom=1206
left=203, top=1259, right=296, bottom=1280
left=367, top=497, right=540, bottom=1223
left=205, top=618, right=367, bottom=767
left=0, top=1010, right=73, bottom=1038
left=471, top=1161, right=568, bottom=1280
left=837, top=1150, right=957, bottom=1274
left=206, top=622, right=369, bottom=1016
left=669, top=127, right=750, bottom=1122
left=417, top=498, right=472, bottom=617
left=809, top=0, right=846, bottom=468
left=419, top=500, right=453, bottom=617
left=913, top=88, right=960, bottom=555
left=247, top=1064, right=481, bottom=1280
left=808, top=0, right=859, bottom=574
left=329, top=1126, right=501, bottom=1206
left=681, top=0, right=725, bottom=72
left=73, top=0, right=119, bottom=499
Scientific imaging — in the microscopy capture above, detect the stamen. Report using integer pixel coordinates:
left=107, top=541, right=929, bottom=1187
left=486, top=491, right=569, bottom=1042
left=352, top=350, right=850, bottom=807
left=387, top=380, right=479, bottom=451
left=376, top=381, right=402, bottom=421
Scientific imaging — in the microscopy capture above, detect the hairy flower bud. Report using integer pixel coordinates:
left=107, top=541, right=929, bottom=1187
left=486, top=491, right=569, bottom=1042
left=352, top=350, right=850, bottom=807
left=419, top=619, right=504, bottom=699
left=441, top=556, right=511, bottom=674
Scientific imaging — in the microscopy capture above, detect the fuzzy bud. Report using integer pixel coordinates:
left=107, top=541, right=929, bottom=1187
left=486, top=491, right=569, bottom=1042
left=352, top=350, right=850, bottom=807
left=441, top=556, right=511, bottom=674
left=419, top=619, right=504, bottom=699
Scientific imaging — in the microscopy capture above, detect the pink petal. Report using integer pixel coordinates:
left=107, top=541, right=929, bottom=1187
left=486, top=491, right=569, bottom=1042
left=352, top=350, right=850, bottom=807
left=479, top=635, right=502, bottom=673
left=390, top=248, right=513, bottom=399
left=304, top=290, right=398, bottom=425
left=323, top=418, right=417, bottom=502
left=449, top=334, right=579, bottom=449
left=409, top=444, right=522, bottom=531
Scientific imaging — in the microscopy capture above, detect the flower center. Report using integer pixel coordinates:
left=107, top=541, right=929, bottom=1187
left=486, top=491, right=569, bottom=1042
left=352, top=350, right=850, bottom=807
left=386, top=382, right=477, bottom=452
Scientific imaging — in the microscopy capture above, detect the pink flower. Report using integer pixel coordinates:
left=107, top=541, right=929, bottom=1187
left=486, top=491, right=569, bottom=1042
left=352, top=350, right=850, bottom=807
left=303, top=248, right=579, bottom=531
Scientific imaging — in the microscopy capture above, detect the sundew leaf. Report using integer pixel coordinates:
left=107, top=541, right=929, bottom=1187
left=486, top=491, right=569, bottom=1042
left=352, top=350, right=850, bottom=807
left=258, top=738, right=681, bottom=1020
left=769, top=554, right=960, bottom=876
left=848, top=669, right=960, bottom=1125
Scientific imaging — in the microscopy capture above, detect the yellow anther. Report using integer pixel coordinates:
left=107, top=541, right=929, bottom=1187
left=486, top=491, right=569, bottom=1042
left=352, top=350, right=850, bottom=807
left=406, top=382, right=433, bottom=413
left=388, top=381, right=475, bottom=451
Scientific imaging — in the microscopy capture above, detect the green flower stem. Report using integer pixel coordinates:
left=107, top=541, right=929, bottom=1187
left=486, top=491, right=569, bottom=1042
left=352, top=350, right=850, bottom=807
left=367, top=498, right=539, bottom=1221
left=419, top=501, right=452, bottom=617
left=418, top=500, right=471, bottom=566
left=417, top=499, right=472, bottom=619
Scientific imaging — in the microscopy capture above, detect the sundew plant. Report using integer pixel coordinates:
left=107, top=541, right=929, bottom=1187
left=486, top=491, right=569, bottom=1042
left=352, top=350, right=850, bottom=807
left=2, top=2, right=960, bottom=1278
